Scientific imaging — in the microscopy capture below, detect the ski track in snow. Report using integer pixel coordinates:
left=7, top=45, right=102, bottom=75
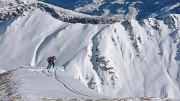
left=28, top=67, right=91, bottom=98
left=53, top=70, right=90, bottom=97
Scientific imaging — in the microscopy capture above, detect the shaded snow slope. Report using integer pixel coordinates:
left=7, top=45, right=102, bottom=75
left=0, top=6, right=180, bottom=100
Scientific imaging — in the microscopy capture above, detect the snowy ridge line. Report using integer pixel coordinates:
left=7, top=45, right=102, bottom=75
left=1, top=1, right=180, bottom=24
left=0, top=1, right=121, bottom=24
left=35, top=2, right=121, bottom=24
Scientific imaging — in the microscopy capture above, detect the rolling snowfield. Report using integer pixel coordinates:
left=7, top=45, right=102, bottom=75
left=0, top=0, right=180, bottom=101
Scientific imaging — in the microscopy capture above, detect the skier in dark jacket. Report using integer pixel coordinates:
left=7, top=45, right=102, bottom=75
left=52, top=56, right=56, bottom=68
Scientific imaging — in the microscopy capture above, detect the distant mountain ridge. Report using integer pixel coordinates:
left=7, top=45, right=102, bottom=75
left=0, top=0, right=180, bottom=23
left=0, top=1, right=121, bottom=24
left=39, top=0, right=180, bottom=20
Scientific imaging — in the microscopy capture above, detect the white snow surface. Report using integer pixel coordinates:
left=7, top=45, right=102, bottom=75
left=12, top=66, right=106, bottom=100
left=0, top=4, right=180, bottom=100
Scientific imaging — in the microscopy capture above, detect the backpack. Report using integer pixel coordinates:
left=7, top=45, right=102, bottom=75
left=47, top=57, right=53, bottom=63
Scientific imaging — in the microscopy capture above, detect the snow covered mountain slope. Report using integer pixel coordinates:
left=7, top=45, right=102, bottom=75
left=11, top=67, right=106, bottom=100
left=39, top=0, right=180, bottom=20
left=0, top=1, right=180, bottom=100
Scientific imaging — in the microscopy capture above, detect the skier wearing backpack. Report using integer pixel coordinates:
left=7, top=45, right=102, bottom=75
left=47, top=56, right=53, bottom=69
left=47, top=56, right=56, bottom=69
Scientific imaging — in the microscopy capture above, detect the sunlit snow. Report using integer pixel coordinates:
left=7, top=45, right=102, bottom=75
left=0, top=0, right=180, bottom=101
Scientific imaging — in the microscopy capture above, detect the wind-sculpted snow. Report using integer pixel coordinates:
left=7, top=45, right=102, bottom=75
left=31, top=24, right=71, bottom=66
left=1, top=1, right=180, bottom=100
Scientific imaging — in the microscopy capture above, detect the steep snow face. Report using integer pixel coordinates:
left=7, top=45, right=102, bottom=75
left=38, top=0, right=180, bottom=20
left=1, top=8, right=180, bottom=99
